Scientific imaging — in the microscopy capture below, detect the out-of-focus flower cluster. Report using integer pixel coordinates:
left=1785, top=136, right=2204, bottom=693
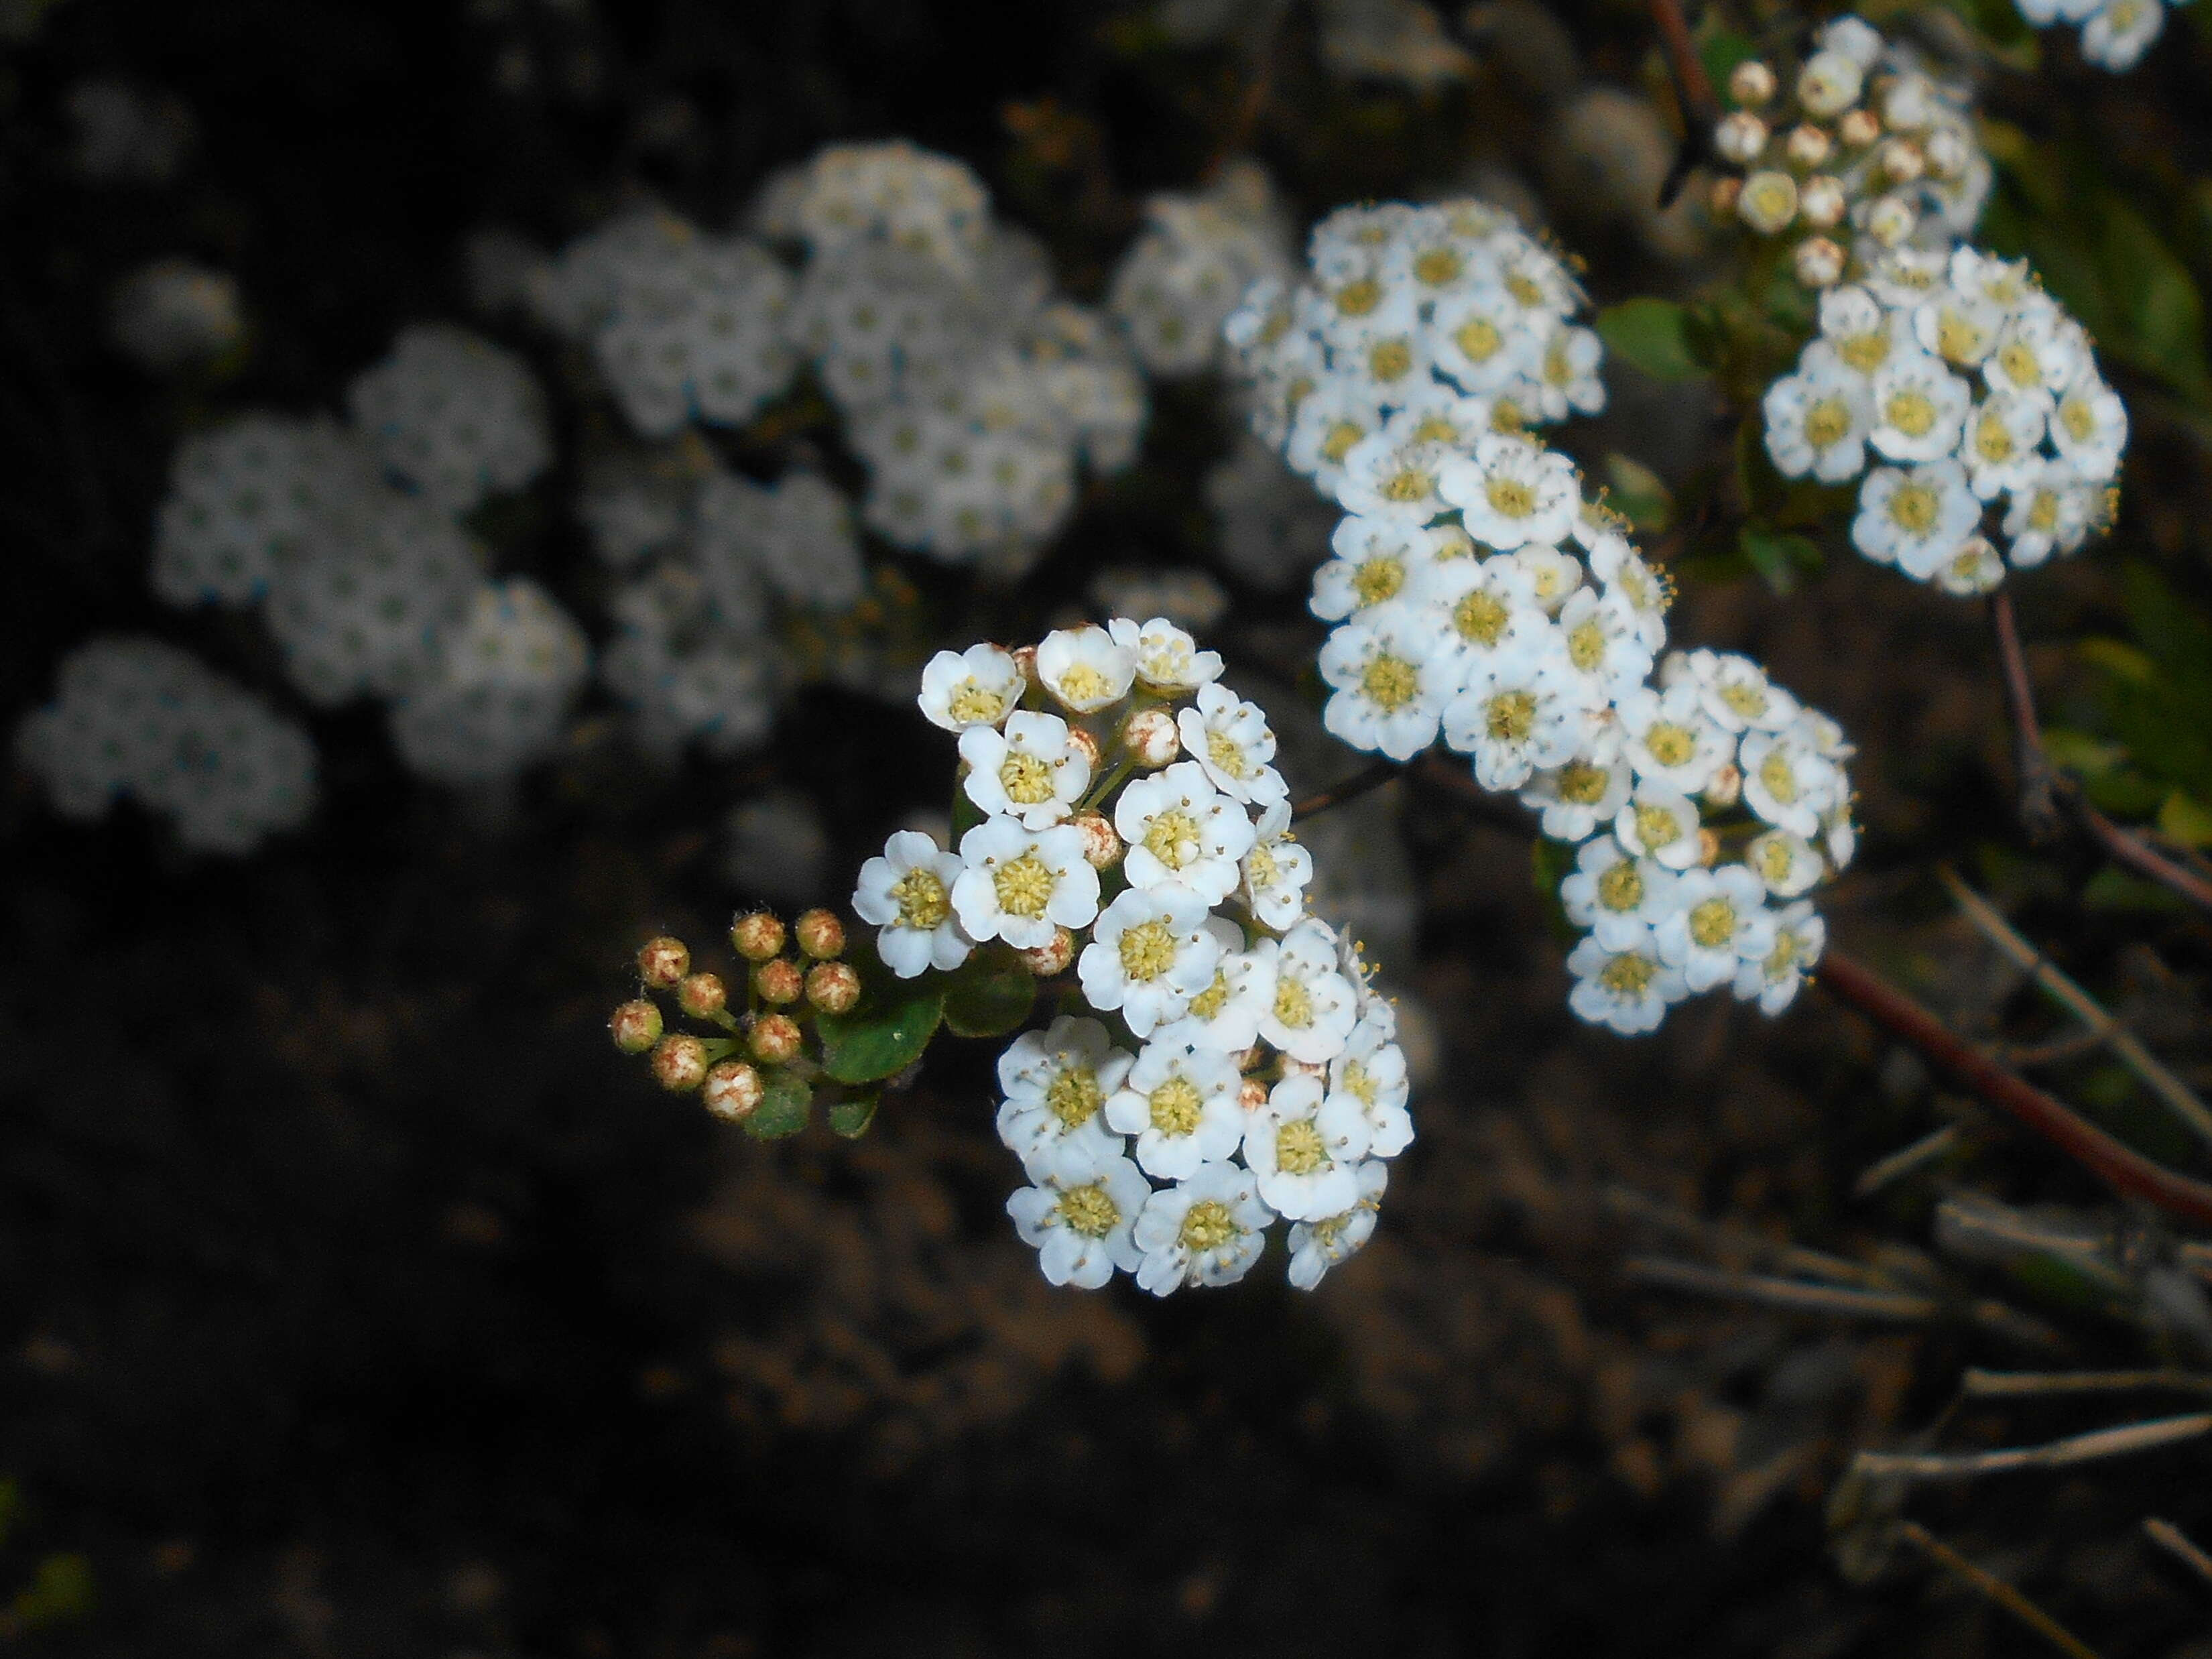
left=854, top=618, right=1414, bottom=1294
left=1709, top=16, right=1990, bottom=290
left=2015, top=0, right=2188, bottom=71
left=1224, top=198, right=1605, bottom=501
left=1107, top=160, right=1298, bottom=377
left=1764, top=247, right=2124, bottom=593
left=15, top=637, right=315, bottom=853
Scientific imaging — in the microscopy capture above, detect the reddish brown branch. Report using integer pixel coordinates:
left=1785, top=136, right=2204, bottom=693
left=1291, top=758, right=1402, bottom=822
left=1818, top=948, right=2212, bottom=1229
left=2075, top=802, right=2212, bottom=913
left=1648, top=0, right=1720, bottom=204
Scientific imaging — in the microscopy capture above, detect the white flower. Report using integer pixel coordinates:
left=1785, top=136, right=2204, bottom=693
left=1680, top=649, right=1800, bottom=735
left=1566, top=926, right=1688, bottom=1035
left=1555, top=586, right=1655, bottom=702
left=1107, top=615, right=1223, bottom=691
left=1817, top=286, right=1910, bottom=381
left=950, top=816, right=1100, bottom=948
left=1868, top=353, right=1972, bottom=463
left=917, top=642, right=1024, bottom=731
left=1913, top=286, right=2005, bottom=369
left=1240, top=799, right=1314, bottom=929
left=996, top=1015, right=1136, bottom=1175
left=1079, top=886, right=1223, bottom=1037
left=1429, top=286, right=1542, bottom=393
left=1105, top=1040, right=1245, bottom=1180
left=1741, top=725, right=1842, bottom=838
left=1816, top=15, right=1885, bottom=66
left=1286, top=381, right=1386, bottom=491
left=1311, top=514, right=1447, bottom=621
left=1113, top=759, right=1259, bottom=904
left=959, top=709, right=1092, bottom=827
left=1176, top=682, right=1289, bottom=806
left=2049, top=376, right=2127, bottom=483
left=1861, top=248, right=1951, bottom=312
left=1506, top=543, right=1586, bottom=615
left=1617, top=682, right=1732, bottom=796
left=1133, top=1161, right=1275, bottom=1294
left=2002, top=460, right=2099, bottom=567
left=1035, top=623, right=1135, bottom=713
left=1329, top=1013, right=1412, bottom=1157
left=1985, top=304, right=2084, bottom=400
left=1587, top=532, right=1670, bottom=653
left=1316, top=599, right=1451, bottom=760
left=1442, top=639, right=1600, bottom=792
left=1852, top=460, right=1979, bottom=577
left=1440, top=434, right=1581, bottom=550
left=1286, top=1160, right=1388, bottom=1290
left=1254, top=917, right=1360, bottom=1062
left=1931, top=534, right=2007, bottom=596
left=1243, top=1072, right=1369, bottom=1220
left=1560, top=835, right=1684, bottom=950
left=1961, top=391, right=2050, bottom=499
left=1614, top=780, right=1705, bottom=871
left=1764, top=353, right=1873, bottom=483
left=1796, top=49, right=1863, bottom=117
left=1655, top=865, right=1778, bottom=993
left=1416, top=553, right=1544, bottom=681
left=1520, top=752, right=1633, bottom=843
left=1154, top=918, right=1274, bottom=1052
left=1005, top=1142, right=1152, bottom=1289
left=851, top=829, right=973, bottom=977
left=2080, top=0, right=2165, bottom=70
left=1534, top=324, right=1606, bottom=420
left=1744, top=828, right=1824, bottom=897
left=1733, top=900, right=1827, bottom=1015
left=1336, top=429, right=1461, bottom=525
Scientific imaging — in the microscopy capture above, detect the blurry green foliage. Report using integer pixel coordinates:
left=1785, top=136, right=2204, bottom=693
left=1601, top=452, right=1674, bottom=533
left=11, top=1554, right=93, bottom=1630
left=1596, top=298, right=1707, bottom=383
left=2054, top=564, right=2212, bottom=841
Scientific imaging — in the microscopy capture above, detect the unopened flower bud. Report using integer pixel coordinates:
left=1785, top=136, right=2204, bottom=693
left=1737, top=170, right=1800, bottom=235
left=731, top=910, right=786, bottom=962
left=676, top=972, right=727, bottom=1019
left=1714, top=111, right=1769, bottom=166
left=1838, top=108, right=1882, bottom=149
left=1793, top=236, right=1846, bottom=288
left=1703, top=761, right=1743, bottom=810
left=1709, top=176, right=1743, bottom=219
left=1783, top=123, right=1832, bottom=169
left=1066, top=726, right=1103, bottom=770
left=1237, top=1078, right=1269, bottom=1113
left=1016, top=928, right=1074, bottom=977
left=702, top=1060, right=763, bottom=1123
left=793, top=908, right=845, bottom=960
left=1878, top=137, right=1925, bottom=184
left=1727, top=59, right=1776, bottom=107
left=1121, top=706, right=1180, bottom=767
left=637, top=936, right=690, bottom=988
left=805, top=961, right=861, bottom=1013
left=1865, top=193, right=1916, bottom=249
left=1796, top=50, right=1862, bottom=119
left=1281, top=1056, right=1329, bottom=1083
left=610, top=999, right=664, bottom=1054
left=749, top=1012, right=803, bottom=1066
left=1072, top=810, right=1123, bottom=869
left=651, top=1033, right=710, bottom=1092
left=1010, top=643, right=1038, bottom=684
left=1799, top=175, right=1847, bottom=230
left=755, top=957, right=804, bottom=1005
left=1695, top=828, right=1721, bottom=868
left=1924, top=126, right=1969, bottom=180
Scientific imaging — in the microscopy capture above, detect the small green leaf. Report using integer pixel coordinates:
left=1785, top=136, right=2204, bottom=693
left=1601, top=452, right=1673, bottom=533
left=942, top=954, right=1039, bottom=1038
left=2159, top=792, right=2212, bottom=849
left=816, top=955, right=944, bottom=1084
left=1597, top=298, right=1707, bottom=381
left=2098, top=200, right=2211, bottom=405
left=827, top=1094, right=879, bottom=1138
left=1696, top=29, right=1758, bottom=95
left=1530, top=837, right=1577, bottom=942
left=1739, top=526, right=1823, bottom=596
left=14, top=1554, right=94, bottom=1628
left=745, top=1072, right=812, bottom=1139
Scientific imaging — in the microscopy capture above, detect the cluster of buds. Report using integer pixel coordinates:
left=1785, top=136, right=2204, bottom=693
left=1708, top=15, right=1989, bottom=289
left=609, top=906, right=858, bottom=1129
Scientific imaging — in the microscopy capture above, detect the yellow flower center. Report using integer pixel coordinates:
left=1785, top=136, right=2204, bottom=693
left=1644, top=721, right=1697, bottom=767
left=1557, top=760, right=1610, bottom=804
left=1760, top=748, right=1798, bottom=804
left=1353, top=557, right=1405, bottom=606
left=1688, top=897, right=1736, bottom=949
left=2060, top=397, right=2097, bottom=442
left=1934, top=308, right=1988, bottom=363
left=1142, top=808, right=1201, bottom=870
left=1323, top=421, right=1366, bottom=465
left=1566, top=619, right=1607, bottom=672
left=891, top=867, right=949, bottom=930
left=1455, top=316, right=1503, bottom=363
left=1333, top=278, right=1381, bottom=317
left=946, top=680, right=1006, bottom=724
left=1207, top=730, right=1253, bottom=780
left=1361, top=654, right=1419, bottom=711
left=1598, top=952, right=1657, bottom=996
left=1119, top=919, right=1180, bottom=982
left=1000, top=751, right=1056, bottom=805
left=2026, top=490, right=2059, bottom=534
left=1454, top=591, right=1510, bottom=648
left=1721, top=682, right=1768, bottom=721
left=1885, top=389, right=1937, bottom=439
left=993, top=853, right=1057, bottom=919
left=1634, top=803, right=1681, bottom=850
left=1997, top=341, right=2039, bottom=387
left=1378, top=467, right=1434, bottom=503
left=1274, top=973, right=1314, bottom=1030
left=1056, top=1182, right=1120, bottom=1239
left=1368, top=339, right=1414, bottom=381
left=1838, top=330, right=1890, bottom=375
left=1596, top=861, right=1644, bottom=913
left=1046, top=1065, right=1103, bottom=1129
left=1887, top=483, right=1939, bottom=534
left=1245, top=841, right=1280, bottom=890
left=1763, top=932, right=1804, bottom=979
left=1974, top=409, right=2015, bottom=465
left=1758, top=837, right=1796, bottom=885
left=1412, top=247, right=1464, bottom=287
left=1506, top=273, right=1544, bottom=309
left=1339, top=1059, right=1377, bottom=1107
left=1412, top=414, right=1461, bottom=445
left=1803, top=397, right=1853, bottom=450
left=1485, top=476, right=1537, bottom=520
left=1150, top=1076, right=1204, bottom=1136
left=1057, top=662, right=1112, bottom=704
left=1485, top=690, right=1537, bottom=743
left=1276, top=1118, right=1330, bottom=1175
left=1491, top=399, right=1527, bottom=434
left=1186, top=968, right=1233, bottom=1022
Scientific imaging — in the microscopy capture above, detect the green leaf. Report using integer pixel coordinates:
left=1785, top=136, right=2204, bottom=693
left=1601, top=453, right=1673, bottom=533
left=827, top=1094, right=880, bottom=1138
left=1696, top=29, right=1758, bottom=95
left=942, top=954, right=1039, bottom=1038
left=13, top=1554, right=94, bottom=1628
left=1530, top=837, right=1577, bottom=942
left=1596, top=299, right=1707, bottom=381
left=816, top=955, right=944, bottom=1084
left=2097, top=200, right=2211, bottom=405
left=745, top=1072, right=812, bottom=1139
left=2160, top=792, right=2212, bottom=849
left=1739, top=526, right=1823, bottom=596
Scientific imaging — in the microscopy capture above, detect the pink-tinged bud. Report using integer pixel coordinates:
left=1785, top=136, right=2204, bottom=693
left=1838, top=109, right=1882, bottom=149
left=1783, top=123, right=1832, bottom=169
left=650, top=1034, right=710, bottom=1092
left=1703, top=761, right=1743, bottom=810
left=702, top=1060, right=764, bottom=1123
left=731, top=910, right=786, bottom=962
left=755, top=958, right=804, bottom=1006
left=676, top=973, right=727, bottom=1020
left=748, top=1013, right=804, bottom=1066
left=1879, top=138, right=1924, bottom=184
left=794, top=908, right=845, bottom=960
left=1696, top=828, right=1721, bottom=867
left=1281, top=1056, right=1329, bottom=1083
left=1792, top=237, right=1845, bottom=289
left=1066, top=727, right=1103, bottom=770
left=1713, top=111, right=1768, bottom=166
left=1799, top=175, right=1847, bottom=229
left=1121, top=706, right=1180, bottom=767
left=1708, top=176, right=1742, bottom=218
left=637, top=936, right=690, bottom=989
left=1727, top=59, right=1776, bottom=108
left=1237, top=1078, right=1269, bottom=1113
left=610, top=999, right=664, bottom=1054
left=1072, top=810, right=1123, bottom=869
left=805, top=961, right=861, bottom=1014
left=1016, top=928, right=1074, bottom=977
left=1010, top=643, right=1039, bottom=684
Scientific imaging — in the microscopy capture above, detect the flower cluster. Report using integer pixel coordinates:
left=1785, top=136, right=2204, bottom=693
left=853, top=619, right=1414, bottom=1294
left=387, top=578, right=591, bottom=785
left=1306, top=429, right=1857, bottom=1034
left=1107, top=161, right=1297, bottom=377
left=1223, top=198, right=1604, bottom=501
left=346, top=323, right=554, bottom=515
left=15, top=637, right=316, bottom=854
left=2015, top=0, right=2185, bottom=71
left=1709, top=16, right=1990, bottom=289
left=1764, top=246, right=2124, bottom=593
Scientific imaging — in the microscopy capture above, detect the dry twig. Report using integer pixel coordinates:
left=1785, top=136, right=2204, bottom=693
left=1962, top=1368, right=2212, bottom=1399
left=1851, top=1413, right=2212, bottom=1480
left=1895, top=1522, right=2105, bottom=1659
left=2144, top=1518, right=2212, bottom=1589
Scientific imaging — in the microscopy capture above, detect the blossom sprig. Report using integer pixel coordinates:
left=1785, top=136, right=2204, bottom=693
left=1223, top=198, right=1605, bottom=501
left=1764, top=245, right=2123, bottom=593
left=1305, top=430, right=1859, bottom=1035
left=2013, top=0, right=2187, bottom=72
left=1709, top=16, right=1991, bottom=289
left=849, top=618, right=1416, bottom=1294
left=609, top=909, right=878, bottom=1139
